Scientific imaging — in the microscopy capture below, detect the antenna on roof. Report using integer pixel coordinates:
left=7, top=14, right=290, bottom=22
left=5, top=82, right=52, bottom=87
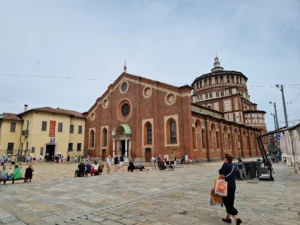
left=124, top=60, right=127, bottom=73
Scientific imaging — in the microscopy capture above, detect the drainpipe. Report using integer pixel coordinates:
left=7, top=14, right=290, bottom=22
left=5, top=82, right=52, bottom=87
left=239, top=126, right=244, bottom=158
left=204, top=116, right=210, bottom=162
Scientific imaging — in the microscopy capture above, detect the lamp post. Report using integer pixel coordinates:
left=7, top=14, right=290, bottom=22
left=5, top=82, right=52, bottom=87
left=269, top=102, right=279, bottom=130
left=270, top=113, right=277, bottom=131
left=275, top=84, right=288, bottom=128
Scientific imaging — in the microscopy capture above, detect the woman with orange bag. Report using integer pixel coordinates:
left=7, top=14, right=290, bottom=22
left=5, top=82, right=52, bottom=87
left=219, top=153, right=242, bottom=225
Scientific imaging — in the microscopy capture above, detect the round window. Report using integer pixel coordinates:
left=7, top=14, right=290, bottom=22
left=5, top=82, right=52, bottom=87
left=121, top=82, right=128, bottom=92
left=121, top=104, right=130, bottom=117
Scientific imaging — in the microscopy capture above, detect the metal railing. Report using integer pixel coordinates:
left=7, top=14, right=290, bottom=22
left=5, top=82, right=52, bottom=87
left=22, top=130, right=29, bottom=136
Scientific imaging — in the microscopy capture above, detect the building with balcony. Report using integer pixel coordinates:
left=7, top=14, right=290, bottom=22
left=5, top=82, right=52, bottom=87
left=18, top=105, right=86, bottom=160
left=0, top=113, right=22, bottom=157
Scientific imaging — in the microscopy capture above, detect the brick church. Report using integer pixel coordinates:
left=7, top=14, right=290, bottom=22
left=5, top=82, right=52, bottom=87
left=84, top=57, right=267, bottom=162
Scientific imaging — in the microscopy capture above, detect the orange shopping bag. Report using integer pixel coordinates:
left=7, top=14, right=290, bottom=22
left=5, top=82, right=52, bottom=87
left=210, top=176, right=223, bottom=206
left=215, top=178, right=228, bottom=196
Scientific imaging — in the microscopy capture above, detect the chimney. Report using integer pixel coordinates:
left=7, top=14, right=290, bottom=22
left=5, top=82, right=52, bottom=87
left=24, top=104, right=28, bottom=112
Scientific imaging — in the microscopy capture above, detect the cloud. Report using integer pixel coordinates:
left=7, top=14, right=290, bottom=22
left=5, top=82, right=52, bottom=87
left=0, top=0, right=299, bottom=130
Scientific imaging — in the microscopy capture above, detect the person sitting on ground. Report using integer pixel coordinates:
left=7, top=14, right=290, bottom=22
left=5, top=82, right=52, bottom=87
left=85, top=162, right=92, bottom=173
left=134, top=164, right=149, bottom=171
left=128, top=159, right=135, bottom=172
left=0, top=166, right=9, bottom=181
left=74, top=162, right=86, bottom=177
left=11, top=165, right=22, bottom=180
left=91, top=161, right=99, bottom=174
left=25, top=164, right=34, bottom=182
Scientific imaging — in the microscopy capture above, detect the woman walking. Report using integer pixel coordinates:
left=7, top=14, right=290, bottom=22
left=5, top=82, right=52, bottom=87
left=219, top=153, right=242, bottom=225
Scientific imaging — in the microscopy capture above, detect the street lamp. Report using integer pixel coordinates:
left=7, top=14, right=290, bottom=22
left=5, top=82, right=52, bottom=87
left=276, top=84, right=289, bottom=128
left=269, top=102, right=279, bottom=130
left=270, top=113, right=277, bottom=130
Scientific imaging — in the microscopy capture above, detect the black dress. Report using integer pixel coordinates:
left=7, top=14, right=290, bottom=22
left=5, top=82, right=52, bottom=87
left=25, top=168, right=33, bottom=178
left=219, top=162, right=238, bottom=216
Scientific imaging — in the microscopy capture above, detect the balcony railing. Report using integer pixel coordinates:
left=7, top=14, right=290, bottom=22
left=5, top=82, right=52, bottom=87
left=22, top=130, right=29, bottom=136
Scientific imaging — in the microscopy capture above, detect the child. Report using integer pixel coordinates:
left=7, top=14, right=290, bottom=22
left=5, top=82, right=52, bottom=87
left=25, top=165, right=34, bottom=182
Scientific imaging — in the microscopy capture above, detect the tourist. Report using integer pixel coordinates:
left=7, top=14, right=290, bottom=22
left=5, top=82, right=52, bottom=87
left=55, top=155, right=59, bottom=164
left=85, top=162, right=92, bottom=173
left=26, top=155, right=31, bottom=164
left=189, top=156, right=193, bottom=164
left=170, top=152, right=175, bottom=171
left=185, top=154, right=189, bottom=165
left=151, top=155, right=157, bottom=170
left=165, top=153, right=170, bottom=170
left=39, top=154, right=43, bottom=161
left=91, top=161, right=99, bottom=174
left=128, top=158, right=135, bottom=172
left=11, top=165, right=22, bottom=180
left=74, top=156, right=78, bottom=163
left=25, top=165, right=34, bottom=182
left=106, top=155, right=111, bottom=174
left=98, top=163, right=104, bottom=175
left=67, top=154, right=70, bottom=163
left=74, top=162, right=85, bottom=177
left=86, top=155, right=90, bottom=163
left=10, top=155, right=16, bottom=169
left=0, top=166, right=9, bottom=180
left=33, top=154, right=36, bottom=164
left=219, top=153, right=242, bottom=225
left=181, top=153, right=185, bottom=164
left=120, top=154, right=125, bottom=170
left=157, top=155, right=161, bottom=169
left=0, top=156, right=5, bottom=166
left=114, top=154, right=120, bottom=173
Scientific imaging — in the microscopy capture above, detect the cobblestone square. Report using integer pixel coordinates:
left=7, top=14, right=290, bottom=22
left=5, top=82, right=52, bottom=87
left=0, top=160, right=299, bottom=225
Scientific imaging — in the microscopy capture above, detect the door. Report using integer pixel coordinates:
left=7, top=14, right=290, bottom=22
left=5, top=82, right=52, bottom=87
left=102, top=149, right=106, bottom=160
left=7, top=143, right=14, bottom=156
left=46, top=145, right=55, bottom=162
left=145, top=148, right=151, bottom=162
left=121, top=140, right=126, bottom=156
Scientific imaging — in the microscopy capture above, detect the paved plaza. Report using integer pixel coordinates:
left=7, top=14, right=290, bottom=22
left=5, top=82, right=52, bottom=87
left=0, top=159, right=300, bottom=225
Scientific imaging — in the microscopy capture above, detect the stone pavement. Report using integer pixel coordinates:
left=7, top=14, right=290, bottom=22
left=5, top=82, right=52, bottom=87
left=0, top=159, right=299, bottom=225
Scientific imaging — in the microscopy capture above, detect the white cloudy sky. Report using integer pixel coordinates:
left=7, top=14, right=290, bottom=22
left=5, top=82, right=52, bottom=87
left=0, top=0, right=300, bottom=130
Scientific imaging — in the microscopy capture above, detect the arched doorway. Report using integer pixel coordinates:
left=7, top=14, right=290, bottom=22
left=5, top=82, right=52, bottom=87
left=112, top=124, right=132, bottom=158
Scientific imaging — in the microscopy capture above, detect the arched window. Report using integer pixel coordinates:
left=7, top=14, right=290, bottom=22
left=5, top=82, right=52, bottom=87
left=228, top=133, right=231, bottom=150
left=192, top=128, right=196, bottom=149
left=215, top=77, right=218, bottom=84
left=204, top=79, right=207, bottom=86
left=102, top=128, right=107, bottom=146
left=167, top=119, right=177, bottom=144
left=216, top=131, right=220, bottom=148
left=221, top=91, right=224, bottom=97
left=209, top=78, right=212, bottom=85
left=145, top=122, right=152, bottom=145
left=216, top=92, right=219, bottom=97
left=90, top=130, right=95, bottom=148
left=231, top=76, right=234, bottom=83
left=227, top=76, right=230, bottom=83
left=202, top=129, right=206, bottom=149
left=220, top=76, right=224, bottom=83
left=200, top=81, right=202, bottom=87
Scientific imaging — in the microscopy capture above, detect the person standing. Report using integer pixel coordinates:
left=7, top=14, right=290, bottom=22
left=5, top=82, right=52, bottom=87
left=10, top=156, right=16, bottom=169
left=106, top=155, right=111, bottom=174
left=170, top=152, right=175, bottom=171
left=67, top=155, right=70, bottom=163
left=114, top=154, right=120, bottom=173
left=185, top=154, right=189, bottom=165
left=219, top=153, right=242, bottom=225
left=165, top=153, right=170, bottom=170
left=0, top=156, right=5, bottom=166
left=120, top=155, right=125, bottom=170
left=151, top=155, right=157, bottom=170
left=157, top=155, right=161, bottom=170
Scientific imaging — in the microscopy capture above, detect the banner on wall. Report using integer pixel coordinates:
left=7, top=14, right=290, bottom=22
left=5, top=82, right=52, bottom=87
left=49, top=120, right=56, bottom=137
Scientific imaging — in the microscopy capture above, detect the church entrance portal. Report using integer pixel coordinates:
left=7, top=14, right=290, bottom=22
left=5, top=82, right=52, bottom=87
left=112, top=124, right=131, bottom=158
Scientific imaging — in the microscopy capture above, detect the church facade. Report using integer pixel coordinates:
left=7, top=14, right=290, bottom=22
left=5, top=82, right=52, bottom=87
left=84, top=58, right=266, bottom=162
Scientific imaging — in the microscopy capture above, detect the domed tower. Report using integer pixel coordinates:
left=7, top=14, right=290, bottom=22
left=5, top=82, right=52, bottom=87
left=191, top=56, right=266, bottom=130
